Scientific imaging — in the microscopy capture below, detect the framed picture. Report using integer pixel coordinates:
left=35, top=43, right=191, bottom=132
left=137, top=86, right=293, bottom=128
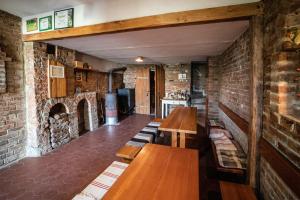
left=75, top=72, right=83, bottom=82
left=39, top=16, right=52, bottom=31
left=26, top=18, right=38, bottom=32
left=54, top=8, right=74, bottom=29
left=49, top=65, right=65, bottom=78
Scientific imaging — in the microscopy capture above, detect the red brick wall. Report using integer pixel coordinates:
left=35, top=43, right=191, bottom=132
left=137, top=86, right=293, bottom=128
left=164, top=64, right=191, bottom=96
left=219, top=29, right=250, bottom=122
left=207, top=29, right=250, bottom=152
left=260, top=0, right=300, bottom=199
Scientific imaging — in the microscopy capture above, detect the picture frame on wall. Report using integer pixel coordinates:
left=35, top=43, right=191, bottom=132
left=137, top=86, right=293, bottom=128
left=75, top=72, right=83, bottom=82
left=26, top=18, right=38, bottom=32
left=39, top=16, right=52, bottom=31
left=49, top=65, right=65, bottom=78
left=54, top=8, right=74, bottom=29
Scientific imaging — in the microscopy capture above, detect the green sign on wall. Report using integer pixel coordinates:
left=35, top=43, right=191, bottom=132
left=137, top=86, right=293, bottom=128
left=26, top=18, right=38, bottom=32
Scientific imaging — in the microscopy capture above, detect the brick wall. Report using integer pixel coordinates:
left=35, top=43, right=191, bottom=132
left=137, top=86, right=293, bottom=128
left=0, top=55, right=6, bottom=93
left=207, top=29, right=250, bottom=152
left=207, top=57, right=220, bottom=119
left=219, top=29, right=250, bottom=152
left=123, top=64, right=154, bottom=89
left=24, top=42, right=122, bottom=155
left=260, top=157, right=298, bottom=200
left=219, top=29, right=250, bottom=122
left=260, top=0, right=300, bottom=199
left=124, top=64, right=191, bottom=97
left=0, top=10, right=25, bottom=168
left=164, top=64, right=191, bottom=96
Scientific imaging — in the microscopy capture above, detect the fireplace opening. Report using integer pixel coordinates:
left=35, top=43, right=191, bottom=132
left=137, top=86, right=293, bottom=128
left=77, top=99, right=90, bottom=136
left=48, top=103, right=71, bottom=149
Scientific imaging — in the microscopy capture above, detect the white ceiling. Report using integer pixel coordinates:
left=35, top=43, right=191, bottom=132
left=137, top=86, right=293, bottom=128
left=47, top=20, right=249, bottom=65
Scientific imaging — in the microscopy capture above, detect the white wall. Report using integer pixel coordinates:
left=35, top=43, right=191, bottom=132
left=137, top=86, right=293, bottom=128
left=22, top=0, right=258, bottom=34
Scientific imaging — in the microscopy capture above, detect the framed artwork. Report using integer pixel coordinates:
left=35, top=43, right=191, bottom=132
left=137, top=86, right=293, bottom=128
left=49, top=65, right=65, bottom=78
left=54, top=8, right=74, bottom=29
left=26, top=18, right=38, bottom=32
left=75, top=72, right=83, bottom=82
left=39, top=16, right=52, bottom=31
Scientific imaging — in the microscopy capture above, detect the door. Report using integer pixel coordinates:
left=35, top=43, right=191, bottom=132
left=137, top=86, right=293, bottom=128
left=155, top=65, right=165, bottom=118
left=48, top=60, right=67, bottom=98
left=135, top=66, right=150, bottom=114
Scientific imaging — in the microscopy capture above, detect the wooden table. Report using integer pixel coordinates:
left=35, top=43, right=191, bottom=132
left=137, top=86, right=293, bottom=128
left=104, top=144, right=199, bottom=200
left=158, top=107, right=197, bottom=148
left=116, top=145, right=142, bottom=163
left=220, top=181, right=257, bottom=200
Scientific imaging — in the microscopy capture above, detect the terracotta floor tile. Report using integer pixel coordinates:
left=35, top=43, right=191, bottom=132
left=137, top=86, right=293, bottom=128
left=0, top=114, right=151, bottom=200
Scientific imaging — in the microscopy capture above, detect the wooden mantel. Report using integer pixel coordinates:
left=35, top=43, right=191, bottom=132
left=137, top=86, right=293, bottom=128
left=23, top=2, right=263, bottom=42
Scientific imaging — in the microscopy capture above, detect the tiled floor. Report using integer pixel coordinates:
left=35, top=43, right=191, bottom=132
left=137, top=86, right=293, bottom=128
left=0, top=114, right=152, bottom=200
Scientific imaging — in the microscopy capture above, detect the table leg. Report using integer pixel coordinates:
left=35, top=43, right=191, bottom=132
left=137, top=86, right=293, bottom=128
left=179, top=132, right=186, bottom=148
left=161, top=103, right=165, bottom=119
left=172, top=132, right=177, bottom=147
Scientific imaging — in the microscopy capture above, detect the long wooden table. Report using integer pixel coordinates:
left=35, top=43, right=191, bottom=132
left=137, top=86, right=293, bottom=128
left=103, top=144, right=199, bottom=200
left=158, top=107, right=197, bottom=148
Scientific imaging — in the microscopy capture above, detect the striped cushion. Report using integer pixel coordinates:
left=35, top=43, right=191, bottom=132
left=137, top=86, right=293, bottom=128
left=142, top=127, right=158, bottom=133
left=73, top=161, right=128, bottom=200
left=126, top=140, right=146, bottom=147
left=133, top=133, right=153, bottom=143
left=147, top=122, right=161, bottom=127
left=73, top=193, right=95, bottom=200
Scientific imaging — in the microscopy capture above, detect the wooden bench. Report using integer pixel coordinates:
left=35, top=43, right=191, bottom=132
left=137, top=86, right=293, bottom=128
left=73, top=161, right=128, bottom=200
left=211, top=140, right=246, bottom=182
left=209, top=126, right=246, bottom=183
left=116, top=145, right=142, bottom=163
left=220, top=181, right=257, bottom=200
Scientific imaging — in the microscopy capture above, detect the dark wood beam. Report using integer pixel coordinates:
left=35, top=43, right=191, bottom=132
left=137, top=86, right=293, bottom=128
left=23, top=2, right=263, bottom=42
left=247, top=15, right=264, bottom=188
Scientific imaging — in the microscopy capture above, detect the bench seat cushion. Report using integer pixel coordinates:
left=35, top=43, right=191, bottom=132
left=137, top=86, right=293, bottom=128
left=126, top=140, right=146, bottom=147
left=73, top=161, right=128, bottom=200
left=147, top=122, right=161, bottom=127
left=216, top=149, right=247, bottom=169
left=133, top=133, right=153, bottom=143
left=142, top=127, right=158, bottom=133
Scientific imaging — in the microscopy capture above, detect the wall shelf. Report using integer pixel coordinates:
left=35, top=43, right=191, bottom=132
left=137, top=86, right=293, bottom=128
left=74, top=67, right=101, bottom=73
left=282, top=46, right=300, bottom=52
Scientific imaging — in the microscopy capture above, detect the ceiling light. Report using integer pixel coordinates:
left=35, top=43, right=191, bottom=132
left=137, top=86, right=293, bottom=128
left=135, top=56, right=144, bottom=63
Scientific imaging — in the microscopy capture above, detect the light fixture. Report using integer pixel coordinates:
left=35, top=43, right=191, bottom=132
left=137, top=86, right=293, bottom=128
left=135, top=56, right=144, bottom=63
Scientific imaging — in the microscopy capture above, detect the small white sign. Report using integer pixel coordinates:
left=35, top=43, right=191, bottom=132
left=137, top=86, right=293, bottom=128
left=178, top=73, right=187, bottom=80
left=49, top=65, right=65, bottom=78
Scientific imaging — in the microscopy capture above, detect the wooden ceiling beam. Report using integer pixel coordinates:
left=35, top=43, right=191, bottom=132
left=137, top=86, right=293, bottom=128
left=22, top=2, right=263, bottom=42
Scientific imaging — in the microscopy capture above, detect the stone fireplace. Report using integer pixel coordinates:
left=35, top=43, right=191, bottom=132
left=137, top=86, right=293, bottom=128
left=26, top=92, right=98, bottom=156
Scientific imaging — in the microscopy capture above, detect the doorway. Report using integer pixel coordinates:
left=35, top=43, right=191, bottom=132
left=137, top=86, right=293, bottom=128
left=135, top=65, right=165, bottom=117
left=150, top=68, right=155, bottom=115
left=191, top=62, right=208, bottom=122
left=77, top=99, right=90, bottom=136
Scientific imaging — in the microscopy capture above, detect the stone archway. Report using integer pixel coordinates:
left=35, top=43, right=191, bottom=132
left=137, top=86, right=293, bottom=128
left=77, top=98, right=90, bottom=136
